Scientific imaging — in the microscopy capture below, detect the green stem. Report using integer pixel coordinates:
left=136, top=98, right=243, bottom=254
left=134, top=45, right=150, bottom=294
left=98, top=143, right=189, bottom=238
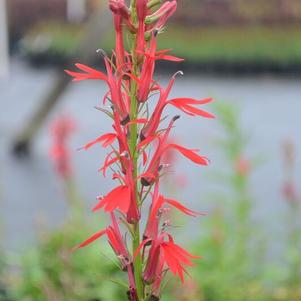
left=129, top=1, right=144, bottom=299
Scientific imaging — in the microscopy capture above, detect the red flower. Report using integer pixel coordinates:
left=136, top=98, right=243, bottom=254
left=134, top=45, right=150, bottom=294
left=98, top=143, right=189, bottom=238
left=76, top=213, right=133, bottom=271
left=137, top=233, right=201, bottom=284
left=79, top=133, right=117, bottom=150
left=93, top=184, right=131, bottom=213
left=136, top=0, right=148, bottom=57
left=140, top=76, right=214, bottom=140
left=144, top=181, right=204, bottom=241
left=140, top=117, right=209, bottom=186
left=66, top=60, right=130, bottom=124
left=49, top=115, right=76, bottom=179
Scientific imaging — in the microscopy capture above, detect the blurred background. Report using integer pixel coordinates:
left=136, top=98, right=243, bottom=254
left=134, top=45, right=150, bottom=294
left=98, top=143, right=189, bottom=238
left=0, top=0, right=301, bottom=300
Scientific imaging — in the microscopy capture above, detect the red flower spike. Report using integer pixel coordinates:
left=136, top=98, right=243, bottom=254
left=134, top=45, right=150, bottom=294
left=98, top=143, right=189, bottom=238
left=69, top=0, right=215, bottom=298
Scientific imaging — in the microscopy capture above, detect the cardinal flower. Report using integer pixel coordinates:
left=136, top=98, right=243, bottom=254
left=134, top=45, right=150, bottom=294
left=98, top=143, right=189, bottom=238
left=76, top=213, right=137, bottom=294
left=140, top=76, right=214, bottom=140
left=68, top=0, right=214, bottom=299
left=65, top=58, right=130, bottom=124
left=137, top=33, right=184, bottom=103
left=136, top=0, right=148, bottom=58
left=136, top=233, right=200, bottom=284
left=144, top=181, right=203, bottom=241
left=140, top=116, right=209, bottom=186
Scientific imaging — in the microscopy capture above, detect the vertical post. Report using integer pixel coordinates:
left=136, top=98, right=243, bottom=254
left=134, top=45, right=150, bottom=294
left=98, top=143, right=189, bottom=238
left=67, top=0, right=87, bottom=23
left=0, top=0, right=9, bottom=78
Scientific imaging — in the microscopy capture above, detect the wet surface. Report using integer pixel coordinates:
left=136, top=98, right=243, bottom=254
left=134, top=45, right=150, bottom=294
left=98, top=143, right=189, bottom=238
left=0, top=59, right=301, bottom=253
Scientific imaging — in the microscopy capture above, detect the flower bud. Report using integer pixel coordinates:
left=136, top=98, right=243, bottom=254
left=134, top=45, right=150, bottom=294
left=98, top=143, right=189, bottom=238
left=109, top=0, right=130, bottom=19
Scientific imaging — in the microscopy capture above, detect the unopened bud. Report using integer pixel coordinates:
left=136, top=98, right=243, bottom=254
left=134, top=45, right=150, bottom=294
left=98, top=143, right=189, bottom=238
left=147, top=0, right=162, bottom=9
left=109, top=0, right=130, bottom=19
left=145, top=1, right=172, bottom=24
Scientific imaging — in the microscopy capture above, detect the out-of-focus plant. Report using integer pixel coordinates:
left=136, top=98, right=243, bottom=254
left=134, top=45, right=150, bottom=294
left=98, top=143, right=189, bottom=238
left=49, top=114, right=82, bottom=215
left=281, top=140, right=301, bottom=296
left=0, top=182, right=10, bottom=301
left=166, top=102, right=268, bottom=301
left=0, top=254, right=12, bottom=301
left=9, top=114, right=124, bottom=301
left=11, top=220, right=124, bottom=301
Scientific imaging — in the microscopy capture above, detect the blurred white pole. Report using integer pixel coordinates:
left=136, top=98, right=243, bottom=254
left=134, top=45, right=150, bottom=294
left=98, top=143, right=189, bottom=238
left=67, top=0, right=87, bottom=23
left=0, top=0, right=9, bottom=78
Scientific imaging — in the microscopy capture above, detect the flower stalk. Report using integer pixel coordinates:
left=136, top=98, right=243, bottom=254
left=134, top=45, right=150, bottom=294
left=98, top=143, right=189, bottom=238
left=66, top=0, right=214, bottom=300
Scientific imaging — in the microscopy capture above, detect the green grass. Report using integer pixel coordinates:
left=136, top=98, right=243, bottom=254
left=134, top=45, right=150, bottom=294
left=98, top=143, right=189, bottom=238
left=158, top=25, right=301, bottom=64
left=23, top=22, right=301, bottom=66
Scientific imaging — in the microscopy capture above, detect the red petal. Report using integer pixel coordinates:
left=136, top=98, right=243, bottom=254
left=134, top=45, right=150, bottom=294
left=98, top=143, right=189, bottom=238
left=137, top=135, right=158, bottom=149
left=81, top=133, right=117, bottom=150
left=142, top=150, right=148, bottom=166
left=65, top=64, right=107, bottom=81
left=98, top=154, right=118, bottom=177
left=150, top=195, right=165, bottom=220
left=126, top=118, right=148, bottom=127
left=169, top=97, right=213, bottom=105
left=94, top=185, right=130, bottom=213
left=160, top=55, right=184, bottom=62
left=179, top=104, right=215, bottom=118
left=169, top=241, right=202, bottom=259
left=75, top=63, right=107, bottom=80
left=75, top=229, right=107, bottom=249
left=134, top=238, right=152, bottom=258
left=162, top=244, right=185, bottom=282
left=167, top=144, right=209, bottom=165
left=164, top=197, right=204, bottom=217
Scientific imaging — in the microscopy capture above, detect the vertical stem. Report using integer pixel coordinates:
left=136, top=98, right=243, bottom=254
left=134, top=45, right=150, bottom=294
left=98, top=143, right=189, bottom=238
left=129, top=1, right=143, bottom=299
left=129, top=77, right=144, bottom=300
